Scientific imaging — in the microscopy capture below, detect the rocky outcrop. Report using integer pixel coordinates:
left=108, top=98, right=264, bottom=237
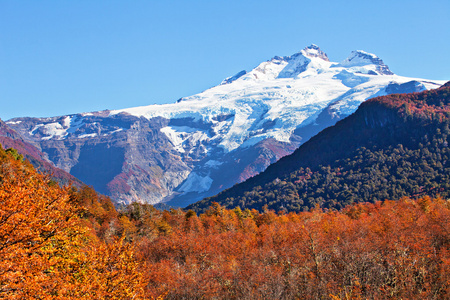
left=0, top=119, right=82, bottom=187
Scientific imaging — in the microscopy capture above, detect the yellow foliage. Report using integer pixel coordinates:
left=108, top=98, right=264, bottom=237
left=0, top=147, right=149, bottom=299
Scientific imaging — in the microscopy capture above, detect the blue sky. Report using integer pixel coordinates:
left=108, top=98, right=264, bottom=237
left=1, top=0, right=449, bottom=120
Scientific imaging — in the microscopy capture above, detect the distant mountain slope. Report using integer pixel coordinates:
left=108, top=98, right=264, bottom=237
left=188, top=82, right=450, bottom=213
left=0, top=119, right=82, bottom=187
left=7, top=45, right=445, bottom=206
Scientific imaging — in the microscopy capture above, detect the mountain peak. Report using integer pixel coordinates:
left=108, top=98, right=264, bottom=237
left=277, top=45, right=330, bottom=78
left=339, top=50, right=393, bottom=75
left=300, top=44, right=330, bottom=61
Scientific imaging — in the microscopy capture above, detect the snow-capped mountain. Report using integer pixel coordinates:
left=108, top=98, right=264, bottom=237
left=7, top=45, right=446, bottom=206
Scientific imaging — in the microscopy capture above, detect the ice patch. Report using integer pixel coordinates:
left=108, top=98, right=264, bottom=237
left=160, top=126, right=186, bottom=153
left=62, top=116, right=71, bottom=128
left=39, top=122, right=68, bottom=140
left=240, top=135, right=266, bottom=148
left=161, top=126, right=210, bottom=153
left=67, top=116, right=84, bottom=134
left=109, top=128, right=124, bottom=134
left=204, top=160, right=223, bottom=169
left=178, top=172, right=213, bottom=193
left=277, top=55, right=310, bottom=78
left=78, top=133, right=97, bottom=139
left=30, top=124, right=44, bottom=135
left=6, top=120, right=22, bottom=125
left=333, top=70, right=370, bottom=88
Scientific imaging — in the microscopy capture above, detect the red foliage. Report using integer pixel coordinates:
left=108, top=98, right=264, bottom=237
left=366, top=83, right=450, bottom=121
left=107, top=172, right=132, bottom=194
left=118, top=198, right=450, bottom=299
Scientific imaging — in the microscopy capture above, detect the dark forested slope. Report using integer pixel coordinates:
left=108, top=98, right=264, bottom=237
left=189, top=82, right=450, bottom=213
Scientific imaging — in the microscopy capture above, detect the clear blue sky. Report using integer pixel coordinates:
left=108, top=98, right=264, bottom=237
left=1, top=0, right=449, bottom=120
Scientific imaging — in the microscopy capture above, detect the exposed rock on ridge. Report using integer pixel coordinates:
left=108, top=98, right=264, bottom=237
left=6, top=45, right=446, bottom=206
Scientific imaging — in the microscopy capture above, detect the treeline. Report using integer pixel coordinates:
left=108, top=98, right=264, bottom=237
left=191, top=130, right=450, bottom=213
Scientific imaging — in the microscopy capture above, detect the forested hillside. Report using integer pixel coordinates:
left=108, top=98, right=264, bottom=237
left=120, top=198, right=450, bottom=299
left=189, top=82, right=450, bottom=213
left=1, top=142, right=450, bottom=298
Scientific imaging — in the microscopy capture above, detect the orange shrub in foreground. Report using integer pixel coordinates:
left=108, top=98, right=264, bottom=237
left=0, top=147, right=148, bottom=299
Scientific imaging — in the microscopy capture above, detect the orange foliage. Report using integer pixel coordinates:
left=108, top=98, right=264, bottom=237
left=121, top=199, right=450, bottom=299
left=2, top=141, right=449, bottom=299
left=0, top=146, right=149, bottom=299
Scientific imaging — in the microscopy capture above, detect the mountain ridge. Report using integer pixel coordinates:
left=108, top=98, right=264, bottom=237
left=0, top=119, right=83, bottom=187
left=6, top=45, right=446, bottom=206
left=188, top=82, right=450, bottom=212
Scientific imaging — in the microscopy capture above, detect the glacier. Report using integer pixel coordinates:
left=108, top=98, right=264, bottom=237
left=6, top=45, right=446, bottom=206
left=111, top=44, right=443, bottom=154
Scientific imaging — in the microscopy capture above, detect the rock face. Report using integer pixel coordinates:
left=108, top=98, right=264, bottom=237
left=0, top=119, right=82, bottom=187
left=6, top=45, right=446, bottom=206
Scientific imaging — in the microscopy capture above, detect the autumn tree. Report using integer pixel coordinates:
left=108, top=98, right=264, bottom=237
left=0, top=146, right=149, bottom=299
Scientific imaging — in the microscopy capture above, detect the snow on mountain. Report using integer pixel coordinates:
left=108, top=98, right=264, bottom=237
left=7, top=45, right=446, bottom=206
left=111, top=45, right=443, bottom=154
left=221, top=70, right=247, bottom=85
left=18, top=113, right=123, bottom=141
left=337, top=50, right=393, bottom=75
